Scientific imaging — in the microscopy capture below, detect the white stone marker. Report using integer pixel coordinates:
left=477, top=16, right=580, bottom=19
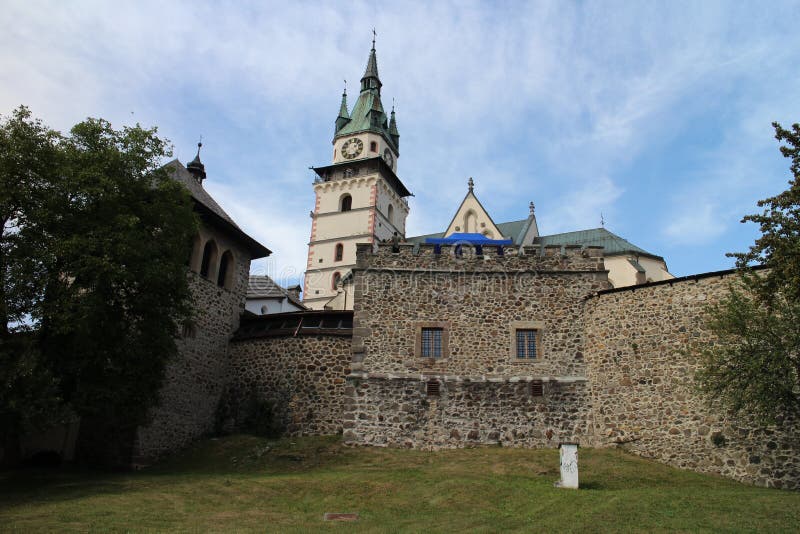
left=556, top=442, right=579, bottom=489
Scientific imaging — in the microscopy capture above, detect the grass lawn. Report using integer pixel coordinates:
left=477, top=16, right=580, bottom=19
left=1, top=435, right=799, bottom=533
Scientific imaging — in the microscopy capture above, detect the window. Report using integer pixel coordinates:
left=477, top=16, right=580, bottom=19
left=530, top=380, right=544, bottom=397
left=421, top=328, right=443, bottom=358
left=217, top=250, right=234, bottom=289
left=199, top=240, right=218, bottom=279
left=340, top=194, right=352, bottom=212
left=426, top=380, right=440, bottom=396
left=510, top=321, right=544, bottom=361
left=387, top=203, right=394, bottom=224
left=516, top=329, right=538, bottom=359
left=332, top=271, right=341, bottom=290
left=370, top=141, right=378, bottom=152
left=334, top=243, right=344, bottom=262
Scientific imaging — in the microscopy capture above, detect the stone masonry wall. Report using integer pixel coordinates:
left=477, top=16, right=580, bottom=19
left=344, top=376, right=591, bottom=449
left=133, top=245, right=250, bottom=463
left=346, top=242, right=607, bottom=447
left=228, top=335, right=352, bottom=436
left=586, top=273, right=800, bottom=489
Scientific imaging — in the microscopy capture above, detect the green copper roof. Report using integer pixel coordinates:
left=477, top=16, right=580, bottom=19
left=334, top=45, right=398, bottom=153
left=534, top=227, right=658, bottom=257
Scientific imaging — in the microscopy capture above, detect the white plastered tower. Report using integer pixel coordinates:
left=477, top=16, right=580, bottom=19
left=303, top=40, right=412, bottom=310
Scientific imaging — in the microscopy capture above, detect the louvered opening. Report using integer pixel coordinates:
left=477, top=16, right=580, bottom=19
left=530, top=380, right=544, bottom=397
left=426, top=380, right=440, bottom=397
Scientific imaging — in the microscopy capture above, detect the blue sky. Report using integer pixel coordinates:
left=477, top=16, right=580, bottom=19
left=2, top=0, right=799, bottom=287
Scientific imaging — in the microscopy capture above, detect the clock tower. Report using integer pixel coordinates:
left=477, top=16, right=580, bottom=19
left=303, top=40, right=412, bottom=310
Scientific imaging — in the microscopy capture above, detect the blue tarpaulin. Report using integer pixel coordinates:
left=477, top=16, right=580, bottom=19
left=424, top=232, right=512, bottom=245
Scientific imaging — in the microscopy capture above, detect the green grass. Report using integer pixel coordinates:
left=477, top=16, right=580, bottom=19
left=1, top=435, right=799, bottom=533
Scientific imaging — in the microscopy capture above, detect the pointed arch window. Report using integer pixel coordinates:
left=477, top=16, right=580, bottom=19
left=340, top=194, right=352, bottom=212
left=332, top=271, right=342, bottom=290
left=370, top=141, right=378, bottom=152
left=334, top=243, right=344, bottom=262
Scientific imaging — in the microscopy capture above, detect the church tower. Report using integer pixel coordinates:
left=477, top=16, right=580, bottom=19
left=303, top=39, right=412, bottom=310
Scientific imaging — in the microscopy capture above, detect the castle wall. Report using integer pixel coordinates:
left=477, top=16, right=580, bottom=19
left=228, top=334, right=351, bottom=436
left=345, top=243, right=607, bottom=447
left=132, top=229, right=251, bottom=464
left=586, top=273, right=800, bottom=489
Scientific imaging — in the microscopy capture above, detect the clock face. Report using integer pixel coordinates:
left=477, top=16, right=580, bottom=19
left=383, top=148, right=394, bottom=167
left=341, top=138, right=363, bottom=159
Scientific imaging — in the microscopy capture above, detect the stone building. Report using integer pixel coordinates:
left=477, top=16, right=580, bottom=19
left=245, top=275, right=306, bottom=315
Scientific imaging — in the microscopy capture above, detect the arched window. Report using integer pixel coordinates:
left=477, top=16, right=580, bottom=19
left=340, top=194, right=352, bottom=212
left=200, top=240, right=218, bottom=279
left=217, top=250, right=234, bottom=289
left=332, top=272, right=342, bottom=290
left=370, top=141, right=378, bottom=152
left=387, top=203, right=394, bottom=224
left=334, top=243, right=344, bottom=262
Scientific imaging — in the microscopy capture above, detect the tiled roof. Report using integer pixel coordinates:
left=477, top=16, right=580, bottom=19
left=165, top=160, right=239, bottom=228
left=247, top=276, right=306, bottom=309
left=534, top=227, right=657, bottom=257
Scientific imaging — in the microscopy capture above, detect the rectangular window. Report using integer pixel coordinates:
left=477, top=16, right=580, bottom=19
left=421, top=328, right=443, bottom=358
left=516, top=329, right=538, bottom=359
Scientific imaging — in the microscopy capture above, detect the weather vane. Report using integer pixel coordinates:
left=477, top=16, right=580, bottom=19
left=372, top=28, right=376, bottom=48
left=600, top=212, right=605, bottom=227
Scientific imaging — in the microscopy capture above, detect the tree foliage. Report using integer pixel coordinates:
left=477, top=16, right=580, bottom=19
left=697, top=122, right=800, bottom=423
left=0, top=107, right=197, bottom=460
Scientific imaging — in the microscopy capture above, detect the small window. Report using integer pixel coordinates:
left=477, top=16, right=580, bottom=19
left=530, top=380, right=544, bottom=397
left=217, top=250, right=234, bottom=289
left=370, top=141, right=378, bottom=152
left=199, top=240, right=218, bottom=279
left=181, top=322, right=197, bottom=339
left=421, top=328, right=443, bottom=358
left=260, top=305, right=268, bottom=314
left=332, top=271, right=342, bottom=290
left=340, top=194, right=352, bottom=212
left=387, top=203, right=394, bottom=224
left=516, top=329, right=538, bottom=359
left=334, top=243, right=344, bottom=262
left=426, top=380, right=440, bottom=396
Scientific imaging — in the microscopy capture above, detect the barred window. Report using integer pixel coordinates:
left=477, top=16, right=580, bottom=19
left=421, top=328, right=443, bottom=359
left=516, top=329, right=538, bottom=359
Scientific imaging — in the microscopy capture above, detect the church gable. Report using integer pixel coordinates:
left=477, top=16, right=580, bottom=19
left=444, top=179, right=504, bottom=239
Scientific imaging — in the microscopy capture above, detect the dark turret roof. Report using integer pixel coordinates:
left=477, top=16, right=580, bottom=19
left=165, top=159, right=270, bottom=259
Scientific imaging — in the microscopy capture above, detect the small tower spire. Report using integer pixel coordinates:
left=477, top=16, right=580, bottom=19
left=186, top=140, right=206, bottom=183
left=529, top=201, right=535, bottom=215
left=389, top=100, right=400, bottom=150
left=468, top=177, right=474, bottom=193
left=335, top=81, right=351, bottom=134
left=361, top=32, right=382, bottom=94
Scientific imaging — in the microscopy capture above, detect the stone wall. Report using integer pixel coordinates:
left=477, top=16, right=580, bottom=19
left=586, top=272, right=800, bottom=489
left=133, top=245, right=250, bottom=463
left=228, top=334, right=352, bottom=436
left=346, top=242, right=607, bottom=447
left=344, top=376, right=591, bottom=449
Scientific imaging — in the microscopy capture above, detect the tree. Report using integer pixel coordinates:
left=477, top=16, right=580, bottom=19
left=0, top=107, right=198, bottom=464
left=697, top=122, right=800, bottom=423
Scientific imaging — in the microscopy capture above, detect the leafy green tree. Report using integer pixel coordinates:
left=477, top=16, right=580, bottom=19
left=0, top=107, right=66, bottom=464
left=0, top=107, right=198, bottom=464
left=697, top=122, right=800, bottom=423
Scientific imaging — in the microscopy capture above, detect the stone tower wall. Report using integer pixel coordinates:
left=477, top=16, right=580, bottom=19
left=133, top=227, right=251, bottom=464
left=586, top=273, right=800, bottom=489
